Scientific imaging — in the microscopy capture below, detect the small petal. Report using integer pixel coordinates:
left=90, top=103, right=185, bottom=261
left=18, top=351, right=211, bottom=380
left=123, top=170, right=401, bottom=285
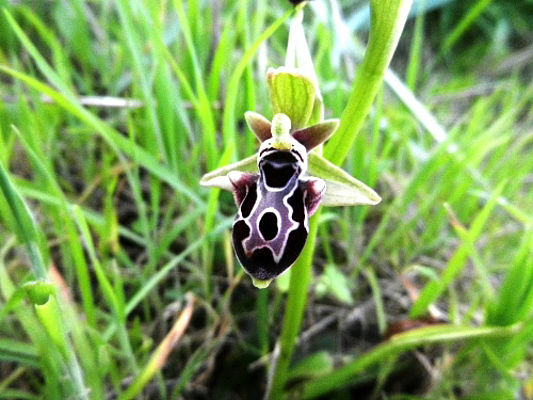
left=292, top=119, right=339, bottom=151
left=302, top=177, right=325, bottom=216
left=228, top=171, right=259, bottom=205
left=244, top=111, right=272, bottom=142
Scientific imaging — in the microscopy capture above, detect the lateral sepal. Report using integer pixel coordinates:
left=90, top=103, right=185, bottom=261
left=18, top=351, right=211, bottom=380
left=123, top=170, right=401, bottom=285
left=200, top=154, right=258, bottom=191
left=308, top=153, right=381, bottom=206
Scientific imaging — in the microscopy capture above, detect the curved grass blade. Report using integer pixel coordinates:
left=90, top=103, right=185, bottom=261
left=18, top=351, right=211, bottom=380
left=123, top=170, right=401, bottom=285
left=299, top=323, right=522, bottom=398
left=0, top=65, right=203, bottom=207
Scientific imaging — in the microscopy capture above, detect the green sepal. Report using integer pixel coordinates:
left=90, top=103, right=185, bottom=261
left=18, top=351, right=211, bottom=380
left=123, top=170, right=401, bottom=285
left=200, top=154, right=258, bottom=191
left=267, top=67, right=316, bottom=130
left=308, top=153, right=381, bottom=206
left=23, top=280, right=56, bottom=306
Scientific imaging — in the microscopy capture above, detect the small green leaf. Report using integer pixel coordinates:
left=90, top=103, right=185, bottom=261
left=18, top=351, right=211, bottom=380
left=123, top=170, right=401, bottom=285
left=316, top=264, right=354, bottom=305
left=23, top=280, right=56, bottom=306
left=308, top=153, right=381, bottom=206
left=288, top=351, right=333, bottom=381
left=267, top=67, right=316, bottom=130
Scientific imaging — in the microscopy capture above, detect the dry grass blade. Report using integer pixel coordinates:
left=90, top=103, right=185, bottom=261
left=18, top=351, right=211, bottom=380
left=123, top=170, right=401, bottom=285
left=119, top=293, right=195, bottom=400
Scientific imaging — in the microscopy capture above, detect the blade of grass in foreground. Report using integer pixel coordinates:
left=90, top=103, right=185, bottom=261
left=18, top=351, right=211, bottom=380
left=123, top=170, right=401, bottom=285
left=0, top=161, right=88, bottom=399
left=298, top=323, right=522, bottom=398
left=1, top=9, right=203, bottom=205
left=119, top=294, right=194, bottom=400
left=410, top=180, right=506, bottom=318
left=222, top=4, right=298, bottom=156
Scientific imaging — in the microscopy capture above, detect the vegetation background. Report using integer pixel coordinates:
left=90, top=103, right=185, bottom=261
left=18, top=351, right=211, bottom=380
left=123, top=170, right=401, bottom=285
left=0, top=0, right=531, bottom=398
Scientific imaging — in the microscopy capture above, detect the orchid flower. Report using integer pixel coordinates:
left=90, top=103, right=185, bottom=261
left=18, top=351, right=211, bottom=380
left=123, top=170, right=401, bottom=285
left=201, top=66, right=380, bottom=288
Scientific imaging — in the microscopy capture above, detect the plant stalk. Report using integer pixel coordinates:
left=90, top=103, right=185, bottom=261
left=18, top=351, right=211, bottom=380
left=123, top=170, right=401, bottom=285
left=267, top=0, right=413, bottom=397
left=267, top=214, right=319, bottom=398
left=324, top=0, right=413, bottom=166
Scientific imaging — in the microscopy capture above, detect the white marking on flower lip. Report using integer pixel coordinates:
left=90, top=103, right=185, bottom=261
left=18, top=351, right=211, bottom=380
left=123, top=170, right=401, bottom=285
left=282, top=180, right=303, bottom=228
left=238, top=180, right=262, bottom=220
left=240, top=182, right=249, bottom=210
left=234, top=182, right=262, bottom=257
left=271, top=179, right=302, bottom=263
left=237, top=217, right=253, bottom=258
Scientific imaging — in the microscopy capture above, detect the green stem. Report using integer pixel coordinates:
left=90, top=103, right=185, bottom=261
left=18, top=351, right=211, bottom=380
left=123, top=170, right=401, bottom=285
left=268, top=0, right=413, bottom=397
left=268, top=213, right=319, bottom=398
left=257, top=288, right=269, bottom=354
left=0, top=161, right=89, bottom=398
left=324, top=0, right=413, bottom=166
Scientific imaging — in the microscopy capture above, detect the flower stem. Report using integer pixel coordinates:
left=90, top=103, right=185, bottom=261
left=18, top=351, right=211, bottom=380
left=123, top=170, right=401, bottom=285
left=324, top=0, right=413, bottom=166
left=267, top=213, right=319, bottom=398
left=267, top=0, right=413, bottom=398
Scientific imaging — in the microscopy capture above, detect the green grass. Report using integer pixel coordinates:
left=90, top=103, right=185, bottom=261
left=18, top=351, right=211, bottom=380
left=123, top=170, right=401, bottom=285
left=0, top=0, right=532, bottom=398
